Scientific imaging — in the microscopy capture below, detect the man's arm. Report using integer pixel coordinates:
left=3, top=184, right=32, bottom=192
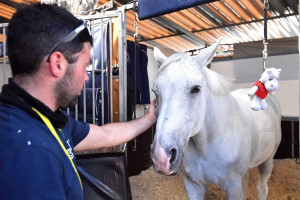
left=74, top=100, right=157, bottom=152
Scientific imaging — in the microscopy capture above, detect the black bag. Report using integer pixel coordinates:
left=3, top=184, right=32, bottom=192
left=76, top=152, right=132, bottom=200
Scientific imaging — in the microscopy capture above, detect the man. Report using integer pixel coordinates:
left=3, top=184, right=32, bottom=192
left=0, top=3, right=157, bottom=200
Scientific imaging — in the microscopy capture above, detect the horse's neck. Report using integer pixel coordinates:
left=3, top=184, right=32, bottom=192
left=193, top=91, right=235, bottom=148
left=206, top=90, right=234, bottom=124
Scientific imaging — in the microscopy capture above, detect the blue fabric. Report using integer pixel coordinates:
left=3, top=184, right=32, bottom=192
left=127, top=40, right=150, bottom=105
left=68, top=86, right=109, bottom=125
left=138, top=0, right=218, bottom=20
left=69, top=19, right=110, bottom=125
left=93, top=20, right=108, bottom=70
left=0, top=103, right=90, bottom=200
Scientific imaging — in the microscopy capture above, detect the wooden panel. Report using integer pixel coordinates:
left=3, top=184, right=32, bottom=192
left=113, top=77, right=119, bottom=122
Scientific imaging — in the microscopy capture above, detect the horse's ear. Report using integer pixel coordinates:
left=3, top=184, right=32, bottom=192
left=196, top=38, right=221, bottom=67
left=154, top=47, right=167, bottom=67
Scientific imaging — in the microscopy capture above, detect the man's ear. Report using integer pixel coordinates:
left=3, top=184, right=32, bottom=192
left=48, top=52, right=67, bottom=78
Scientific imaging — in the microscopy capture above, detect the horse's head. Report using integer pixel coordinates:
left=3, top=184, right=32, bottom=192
left=151, top=39, right=231, bottom=175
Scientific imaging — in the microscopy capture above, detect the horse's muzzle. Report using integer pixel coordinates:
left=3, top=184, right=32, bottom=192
left=151, top=142, right=181, bottom=175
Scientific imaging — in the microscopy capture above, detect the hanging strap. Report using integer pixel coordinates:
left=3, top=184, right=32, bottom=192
left=262, top=0, right=269, bottom=71
left=32, top=107, right=83, bottom=190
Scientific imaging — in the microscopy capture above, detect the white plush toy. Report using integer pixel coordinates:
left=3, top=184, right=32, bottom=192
left=248, top=68, right=281, bottom=111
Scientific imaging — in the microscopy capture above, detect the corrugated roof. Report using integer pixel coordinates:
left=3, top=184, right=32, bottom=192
left=0, top=0, right=299, bottom=57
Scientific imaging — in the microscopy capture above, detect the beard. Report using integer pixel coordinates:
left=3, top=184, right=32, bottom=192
left=55, top=67, right=82, bottom=109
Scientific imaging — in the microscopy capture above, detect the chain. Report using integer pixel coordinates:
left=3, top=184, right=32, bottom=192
left=134, top=11, right=139, bottom=39
left=262, top=41, right=268, bottom=71
left=262, top=0, right=269, bottom=71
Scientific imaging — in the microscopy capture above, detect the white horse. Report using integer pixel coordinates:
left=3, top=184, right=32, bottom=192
left=150, top=40, right=281, bottom=200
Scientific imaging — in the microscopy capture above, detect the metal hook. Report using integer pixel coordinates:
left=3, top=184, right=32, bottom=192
left=264, top=0, right=269, bottom=10
left=121, top=143, right=127, bottom=153
left=132, top=138, right=137, bottom=151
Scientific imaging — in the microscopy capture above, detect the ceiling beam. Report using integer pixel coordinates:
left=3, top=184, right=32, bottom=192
left=137, top=12, right=298, bottom=43
left=1, top=0, right=19, bottom=8
left=153, top=16, right=207, bottom=47
left=194, top=5, right=228, bottom=26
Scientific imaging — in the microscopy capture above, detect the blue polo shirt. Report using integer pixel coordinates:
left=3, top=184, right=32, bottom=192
left=0, top=103, right=90, bottom=200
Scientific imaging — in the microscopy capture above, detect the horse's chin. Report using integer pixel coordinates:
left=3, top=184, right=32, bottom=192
left=152, top=154, right=183, bottom=176
left=151, top=141, right=184, bottom=176
left=168, top=168, right=180, bottom=176
left=153, top=166, right=180, bottom=176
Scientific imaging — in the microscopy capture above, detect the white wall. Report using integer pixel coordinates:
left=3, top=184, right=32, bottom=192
left=211, top=54, right=299, bottom=117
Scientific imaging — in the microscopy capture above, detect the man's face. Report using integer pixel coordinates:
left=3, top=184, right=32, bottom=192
left=55, top=42, right=90, bottom=109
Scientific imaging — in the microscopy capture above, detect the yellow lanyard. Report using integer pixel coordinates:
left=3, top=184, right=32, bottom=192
left=32, top=107, right=83, bottom=190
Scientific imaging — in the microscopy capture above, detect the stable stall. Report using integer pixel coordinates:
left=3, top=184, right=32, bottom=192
left=0, top=0, right=299, bottom=199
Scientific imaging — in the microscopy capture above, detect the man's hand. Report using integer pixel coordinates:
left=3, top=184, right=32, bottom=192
left=147, top=99, right=157, bottom=124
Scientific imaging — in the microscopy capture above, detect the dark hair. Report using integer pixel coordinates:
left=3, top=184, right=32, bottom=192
left=7, top=3, right=93, bottom=77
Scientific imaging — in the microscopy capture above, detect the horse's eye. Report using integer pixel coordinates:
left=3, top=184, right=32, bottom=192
left=190, top=86, right=201, bottom=94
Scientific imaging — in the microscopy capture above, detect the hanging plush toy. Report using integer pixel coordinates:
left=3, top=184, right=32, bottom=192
left=248, top=68, right=281, bottom=111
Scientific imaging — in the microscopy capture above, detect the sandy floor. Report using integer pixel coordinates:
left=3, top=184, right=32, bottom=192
left=129, top=159, right=300, bottom=200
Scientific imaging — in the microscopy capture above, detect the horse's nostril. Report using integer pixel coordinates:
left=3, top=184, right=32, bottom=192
left=170, top=148, right=177, bottom=165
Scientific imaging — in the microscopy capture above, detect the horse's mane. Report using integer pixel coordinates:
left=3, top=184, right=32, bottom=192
left=202, top=66, right=233, bottom=96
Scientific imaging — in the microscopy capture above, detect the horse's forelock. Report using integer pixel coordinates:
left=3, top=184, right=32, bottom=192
left=158, top=53, right=189, bottom=74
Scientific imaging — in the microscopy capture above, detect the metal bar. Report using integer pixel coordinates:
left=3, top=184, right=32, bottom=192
left=292, top=120, right=294, bottom=159
left=80, top=13, right=119, bottom=20
left=86, top=69, right=106, bottom=73
left=118, top=7, right=127, bottom=123
left=83, top=83, right=86, bottom=122
left=101, top=18, right=105, bottom=125
left=0, top=23, right=9, bottom=28
left=137, top=13, right=298, bottom=43
left=92, top=19, right=96, bottom=125
left=117, top=2, right=133, bottom=153
left=75, top=102, right=78, bottom=120
left=3, top=26, right=7, bottom=84
left=122, top=9, right=127, bottom=122
left=109, top=18, right=113, bottom=123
